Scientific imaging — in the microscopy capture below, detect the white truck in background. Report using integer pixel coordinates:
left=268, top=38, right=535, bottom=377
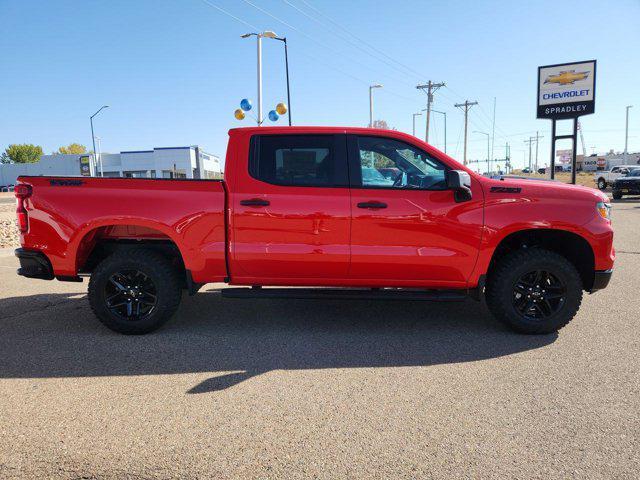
left=595, top=165, right=639, bottom=190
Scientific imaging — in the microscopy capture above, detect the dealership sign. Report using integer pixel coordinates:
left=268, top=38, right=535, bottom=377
left=79, top=155, right=91, bottom=176
left=537, top=60, right=596, bottom=119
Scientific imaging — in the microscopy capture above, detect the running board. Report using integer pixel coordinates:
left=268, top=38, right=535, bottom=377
left=220, top=287, right=468, bottom=302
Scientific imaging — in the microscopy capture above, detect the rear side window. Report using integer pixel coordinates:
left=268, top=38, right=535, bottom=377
left=249, top=135, right=348, bottom=187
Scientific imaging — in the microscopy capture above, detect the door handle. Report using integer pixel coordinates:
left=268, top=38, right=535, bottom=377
left=357, top=201, right=387, bottom=209
left=240, top=198, right=270, bottom=207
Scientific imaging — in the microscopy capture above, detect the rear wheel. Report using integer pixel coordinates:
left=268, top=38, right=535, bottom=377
left=486, top=248, right=582, bottom=334
left=88, top=249, right=182, bottom=334
left=612, top=190, right=623, bottom=200
left=597, top=178, right=606, bottom=190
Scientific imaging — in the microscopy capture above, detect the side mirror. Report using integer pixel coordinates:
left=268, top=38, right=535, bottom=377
left=447, top=170, right=472, bottom=202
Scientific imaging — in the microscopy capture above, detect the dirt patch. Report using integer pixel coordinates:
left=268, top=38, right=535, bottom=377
left=0, top=204, right=19, bottom=248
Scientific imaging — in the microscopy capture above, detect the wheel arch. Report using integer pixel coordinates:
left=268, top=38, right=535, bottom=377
left=485, top=228, right=596, bottom=291
left=71, top=220, right=189, bottom=279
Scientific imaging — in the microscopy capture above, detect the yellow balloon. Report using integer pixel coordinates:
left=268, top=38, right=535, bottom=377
left=234, top=109, right=245, bottom=120
left=276, top=102, right=288, bottom=115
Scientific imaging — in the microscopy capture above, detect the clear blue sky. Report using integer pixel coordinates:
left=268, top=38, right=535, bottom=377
left=1, top=0, right=639, bottom=170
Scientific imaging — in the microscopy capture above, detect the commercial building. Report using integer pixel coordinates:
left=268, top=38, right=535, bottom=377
left=0, top=146, right=221, bottom=186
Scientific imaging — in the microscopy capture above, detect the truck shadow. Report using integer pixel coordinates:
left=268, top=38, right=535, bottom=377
left=0, top=288, right=557, bottom=393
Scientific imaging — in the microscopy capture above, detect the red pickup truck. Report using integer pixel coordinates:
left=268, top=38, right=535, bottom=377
left=14, top=127, right=614, bottom=335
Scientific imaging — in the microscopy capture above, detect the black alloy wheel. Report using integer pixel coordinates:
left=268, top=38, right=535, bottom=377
left=485, top=247, right=583, bottom=334
left=104, top=269, right=158, bottom=321
left=88, top=248, right=182, bottom=334
left=512, top=269, right=566, bottom=320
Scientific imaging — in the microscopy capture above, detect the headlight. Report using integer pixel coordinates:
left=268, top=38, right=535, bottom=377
left=596, top=201, right=611, bottom=221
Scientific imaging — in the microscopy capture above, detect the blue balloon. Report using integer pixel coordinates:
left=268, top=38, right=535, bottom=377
left=268, top=110, right=279, bottom=122
left=240, top=99, right=252, bottom=112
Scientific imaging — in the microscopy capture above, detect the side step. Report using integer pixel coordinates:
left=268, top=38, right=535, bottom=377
left=220, top=287, right=468, bottom=302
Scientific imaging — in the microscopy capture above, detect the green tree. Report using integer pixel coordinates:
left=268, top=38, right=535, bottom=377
left=57, top=143, right=87, bottom=154
left=2, top=144, right=43, bottom=164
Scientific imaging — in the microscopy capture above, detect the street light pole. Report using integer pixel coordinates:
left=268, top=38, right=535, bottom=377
left=90, top=105, right=109, bottom=176
left=625, top=105, right=633, bottom=162
left=257, top=34, right=263, bottom=124
left=369, top=84, right=383, bottom=127
left=412, top=112, right=422, bottom=137
left=94, top=136, right=103, bottom=177
left=474, top=131, right=490, bottom=173
left=431, top=109, right=447, bottom=154
left=271, top=35, right=292, bottom=126
left=242, top=31, right=284, bottom=126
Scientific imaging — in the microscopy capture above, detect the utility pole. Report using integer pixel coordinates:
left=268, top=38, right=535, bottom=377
left=369, top=84, right=383, bottom=127
left=505, top=143, right=511, bottom=173
left=625, top=105, right=633, bottom=162
left=491, top=97, right=496, bottom=169
left=535, top=131, right=539, bottom=171
left=412, top=112, right=422, bottom=137
left=432, top=109, right=447, bottom=154
left=524, top=135, right=543, bottom=172
left=416, top=81, right=445, bottom=143
left=474, top=131, right=490, bottom=173
left=524, top=137, right=534, bottom=172
left=454, top=100, right=478, bottom=165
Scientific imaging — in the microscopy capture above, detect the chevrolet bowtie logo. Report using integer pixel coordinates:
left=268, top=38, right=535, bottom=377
left=545, top=70, right=589, bottom=85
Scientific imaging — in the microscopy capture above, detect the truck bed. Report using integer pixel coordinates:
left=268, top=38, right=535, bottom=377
left=17, top=176, right=228, bottom=283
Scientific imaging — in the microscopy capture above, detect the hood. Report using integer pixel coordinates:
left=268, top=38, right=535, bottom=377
left=479, top=176, right=609, bottom=203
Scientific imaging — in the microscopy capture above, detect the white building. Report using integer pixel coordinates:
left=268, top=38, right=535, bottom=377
left=0, top=146, right=221, bottom=186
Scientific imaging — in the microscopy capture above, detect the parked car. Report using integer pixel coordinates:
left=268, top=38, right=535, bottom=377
left=612, top=168, right=640, bottom=199
left=522, top=167, right=532, bottom=174
left=537, top=168, right=546, bottom=174
left=14, top=126, right=614, bottom=335
left=595, top=165, right=639, bottom=190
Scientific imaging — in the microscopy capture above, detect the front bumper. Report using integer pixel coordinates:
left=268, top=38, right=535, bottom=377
left=590, top=269, right=613, bottom=293
left=15, top=248, right=54, bottom=280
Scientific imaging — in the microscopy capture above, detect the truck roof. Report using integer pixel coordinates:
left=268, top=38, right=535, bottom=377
left=228, top=126, right=401, bottom=135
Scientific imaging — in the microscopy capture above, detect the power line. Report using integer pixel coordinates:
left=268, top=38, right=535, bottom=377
left=281, top=0, right=424, bottom=84
left=240, top=0, right=424, bottom=95
left=199, top=0, right=258, bottom=30
left=199, top=0, right=422, bottom=108
left=296, top=0, right=429, bottom=80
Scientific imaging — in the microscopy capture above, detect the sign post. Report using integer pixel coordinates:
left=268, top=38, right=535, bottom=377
left=537, top=60, right=596, bottom=183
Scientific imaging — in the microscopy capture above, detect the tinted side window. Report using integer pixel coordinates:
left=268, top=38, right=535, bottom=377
left=250, top=135, right=347, bottom=187
left=353, top=135, right=449, bottom=190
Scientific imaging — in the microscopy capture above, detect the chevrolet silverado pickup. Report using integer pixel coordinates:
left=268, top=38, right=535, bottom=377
left=14, top=127, right=614, bottom=334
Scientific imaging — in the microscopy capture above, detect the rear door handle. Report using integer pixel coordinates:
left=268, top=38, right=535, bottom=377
left=357, top=201, right=387, bottom=209
left=240, top=198, right=270, bottom=207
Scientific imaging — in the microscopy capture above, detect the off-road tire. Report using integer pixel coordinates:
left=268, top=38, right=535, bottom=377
left=612, top=190, right=623, bottom=200
left=485, top=248, right=582, bottom=334
left=88, top=248, right=182, bottom=334
left=597, top=178, right=606, bottom=190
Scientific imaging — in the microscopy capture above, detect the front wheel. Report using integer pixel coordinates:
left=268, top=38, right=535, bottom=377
left=597, top=178, right=607, bottom=190
left=486, top=248, right=583, bottom=334
left=88, top=249, right=182, bottom=334
left=612, top=190, right=623, bottom=200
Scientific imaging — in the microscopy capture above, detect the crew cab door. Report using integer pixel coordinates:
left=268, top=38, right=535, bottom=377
left=347, top=134, right=484, bottom=288
left=230, top=133, right=351, bottom=281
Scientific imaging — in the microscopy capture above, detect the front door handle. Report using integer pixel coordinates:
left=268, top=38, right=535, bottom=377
left=357, top=201, right=387, bottom=209
left=240, top=198, right=270, bottom=207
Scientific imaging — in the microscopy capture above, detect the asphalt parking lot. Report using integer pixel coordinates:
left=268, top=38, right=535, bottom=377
left=0, top=199, right=639, bottom=479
